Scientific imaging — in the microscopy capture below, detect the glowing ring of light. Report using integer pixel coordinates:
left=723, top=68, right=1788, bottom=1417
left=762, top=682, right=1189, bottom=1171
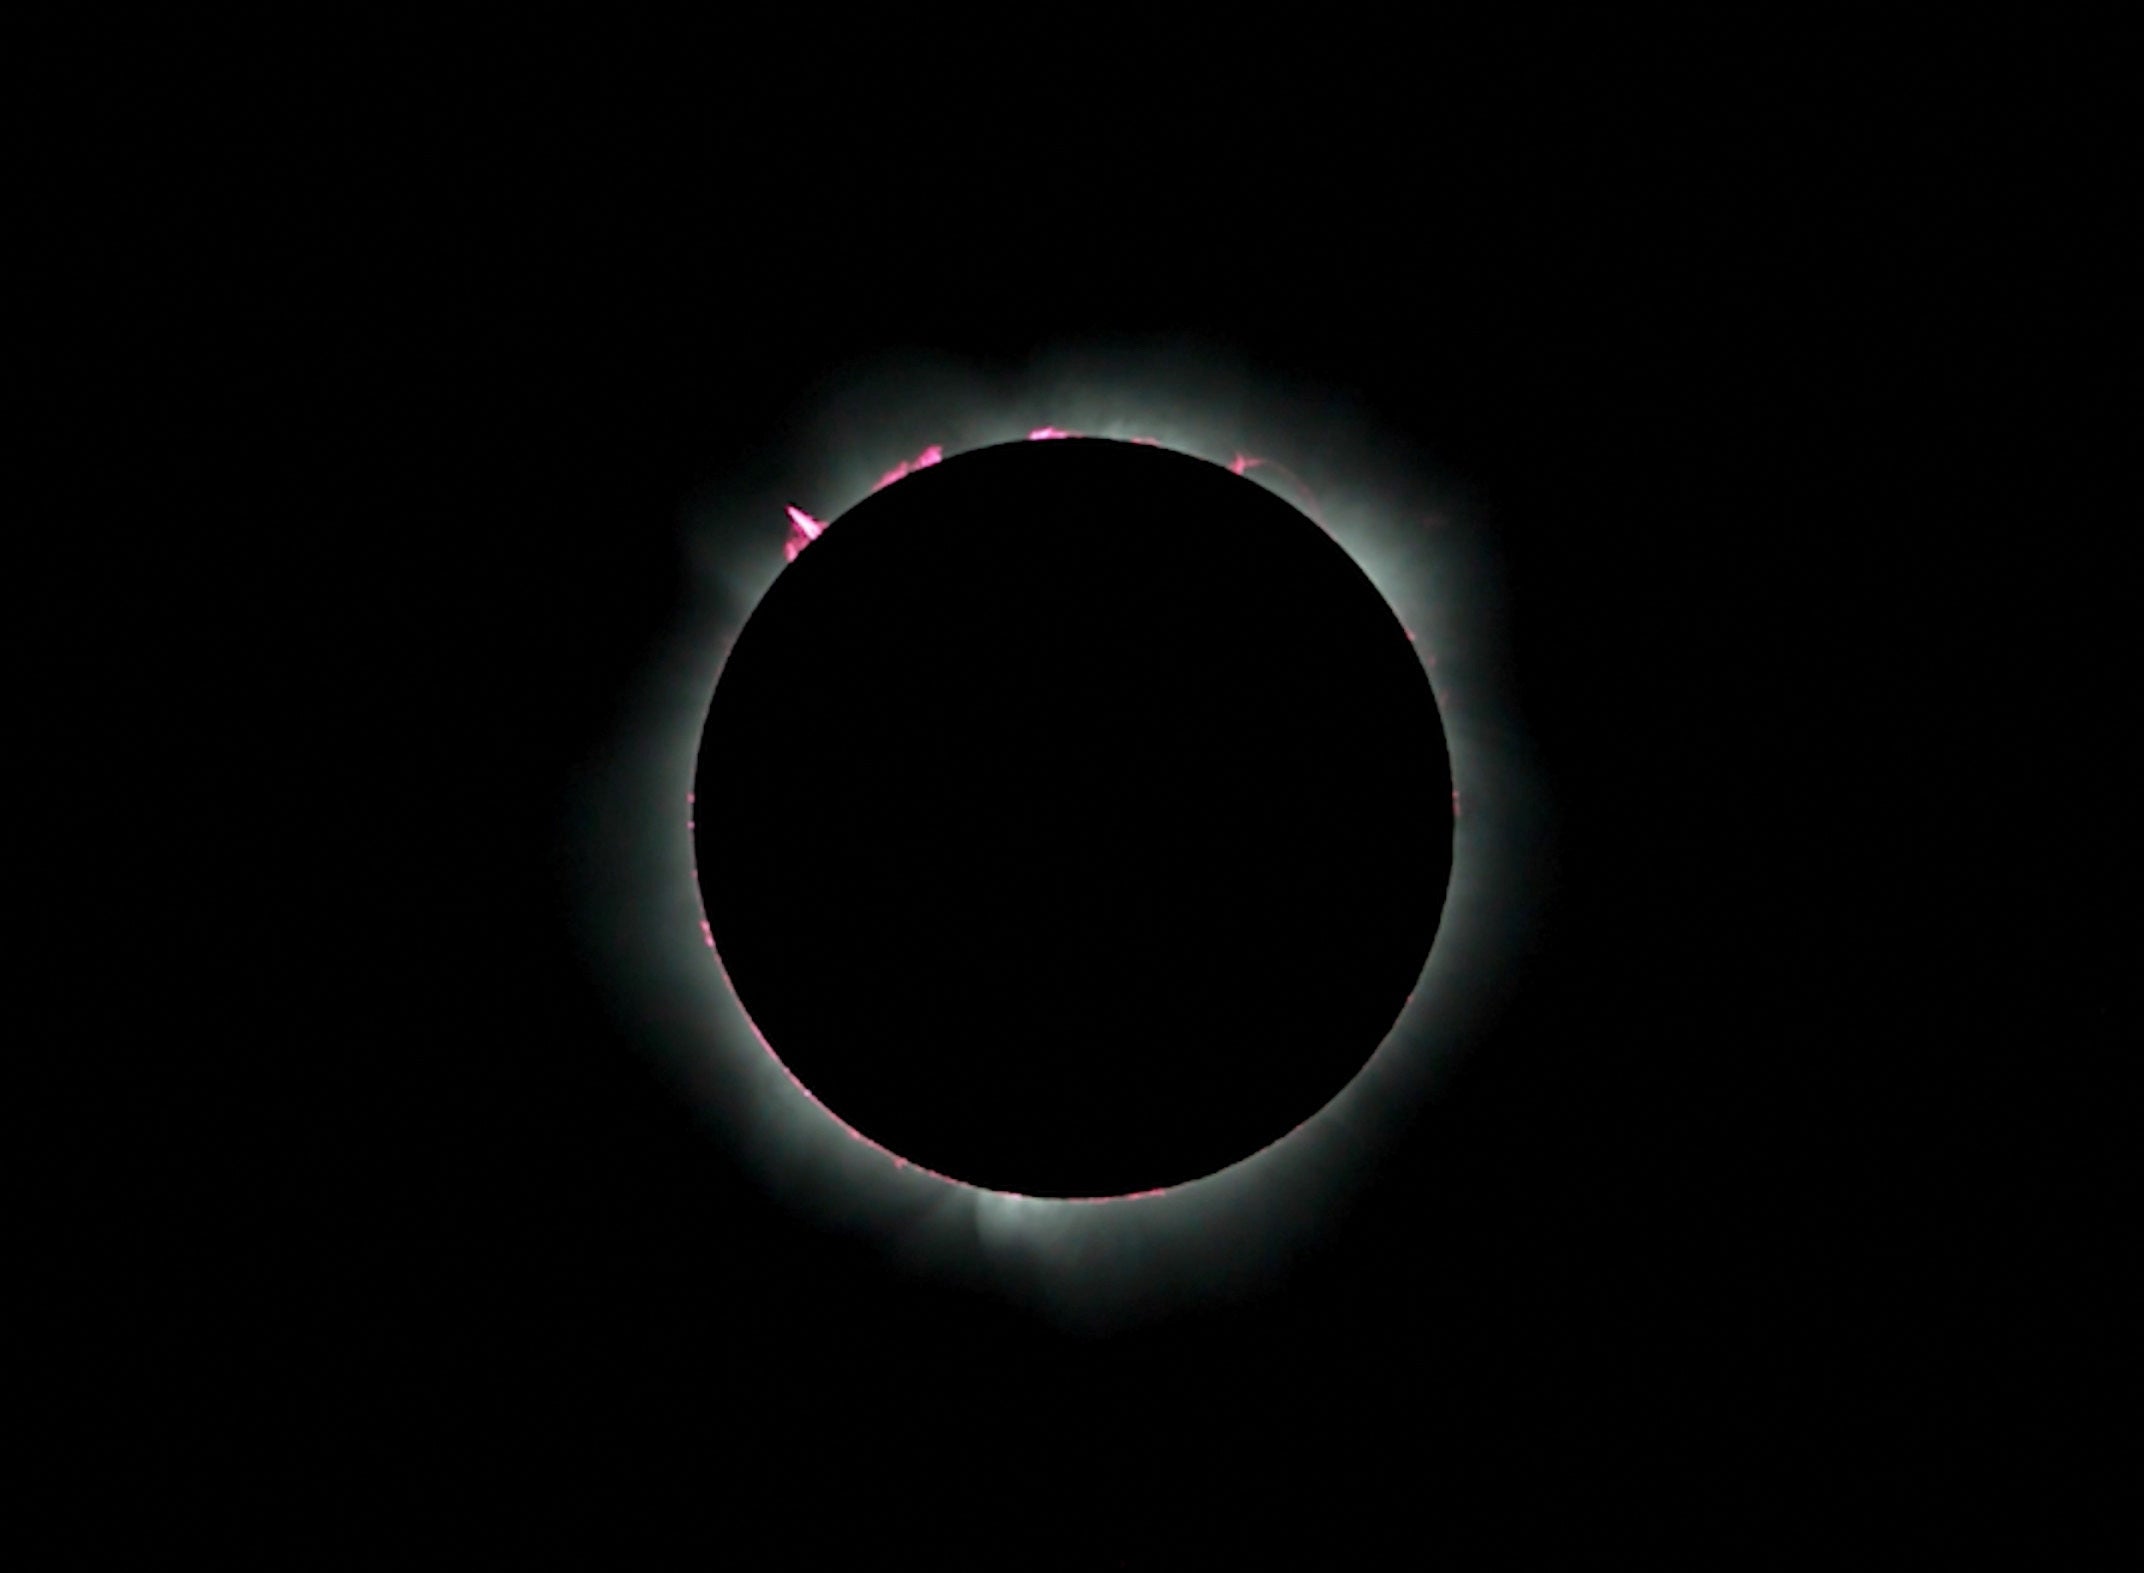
left=567, top=344, right=1549, bottom=1330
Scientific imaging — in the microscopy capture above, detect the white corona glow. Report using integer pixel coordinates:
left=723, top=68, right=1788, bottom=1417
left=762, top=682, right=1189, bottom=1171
left=566, top=341, right=1549, bottom=1331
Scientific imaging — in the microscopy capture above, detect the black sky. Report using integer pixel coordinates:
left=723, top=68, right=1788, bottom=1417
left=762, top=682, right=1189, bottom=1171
left=56, top=15, right=2124, bottom=1561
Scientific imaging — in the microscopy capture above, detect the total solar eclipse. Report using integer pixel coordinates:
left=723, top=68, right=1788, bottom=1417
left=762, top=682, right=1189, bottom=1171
left=692, top=438, right=1454, bottom=1197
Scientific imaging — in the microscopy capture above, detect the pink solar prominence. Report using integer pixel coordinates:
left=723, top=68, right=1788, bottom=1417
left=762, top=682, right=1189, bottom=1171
left=781, top=431, right=1322, bottom=562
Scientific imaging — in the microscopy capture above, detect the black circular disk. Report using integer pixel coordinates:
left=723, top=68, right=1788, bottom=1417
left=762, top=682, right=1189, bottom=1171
left=694, top=439, right=1452, bottom=1196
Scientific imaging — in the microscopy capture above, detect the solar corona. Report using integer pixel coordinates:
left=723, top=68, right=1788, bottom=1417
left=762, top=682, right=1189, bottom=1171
left=573, top=351, right=1543, bottom=1327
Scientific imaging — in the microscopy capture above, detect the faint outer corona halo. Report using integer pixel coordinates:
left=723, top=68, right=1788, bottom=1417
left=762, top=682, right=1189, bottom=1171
left=571, top=347, right=1545, bottom=1328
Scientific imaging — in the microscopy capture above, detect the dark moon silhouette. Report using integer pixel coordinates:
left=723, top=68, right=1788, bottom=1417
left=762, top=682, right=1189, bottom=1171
left=693, top=439, right=1453, bottom=1196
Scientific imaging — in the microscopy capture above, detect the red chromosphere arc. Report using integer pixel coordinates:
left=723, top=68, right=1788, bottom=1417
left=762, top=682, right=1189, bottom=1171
left=700, top=437, right=1454, bottom=1199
